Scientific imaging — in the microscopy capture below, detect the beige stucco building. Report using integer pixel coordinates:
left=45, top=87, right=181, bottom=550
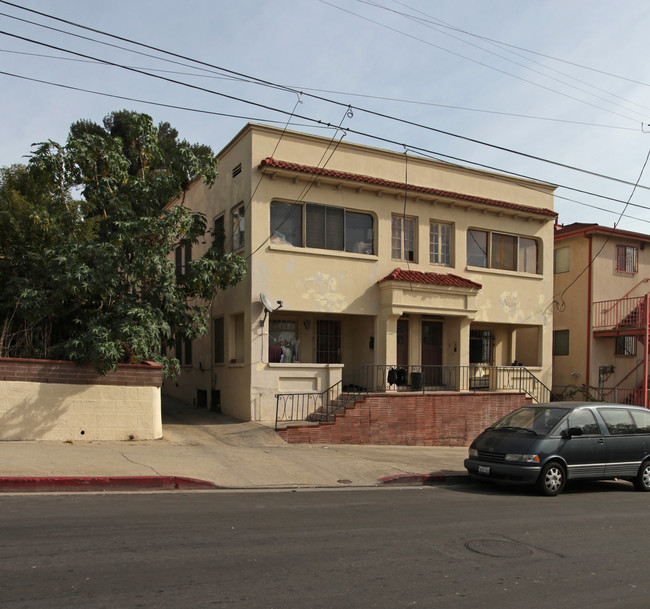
left=163, top=123, right=557, bottom=424
left=553, top=223, right=650, bottom=406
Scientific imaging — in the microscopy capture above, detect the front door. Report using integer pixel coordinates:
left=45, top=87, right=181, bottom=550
left=422, top=321, right=443, bottom=386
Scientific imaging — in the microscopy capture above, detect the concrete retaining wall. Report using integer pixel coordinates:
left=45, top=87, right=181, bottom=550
left=0, top=358, right=163, bottom=441
left=277, top=392, right=531, bottom=446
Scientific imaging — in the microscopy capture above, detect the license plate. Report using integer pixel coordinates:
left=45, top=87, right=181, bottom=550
left=478, top=465, right=490, bottom=475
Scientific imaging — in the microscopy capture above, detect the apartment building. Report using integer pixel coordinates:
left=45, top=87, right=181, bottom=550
left=163, top=123, right=557, bottom=425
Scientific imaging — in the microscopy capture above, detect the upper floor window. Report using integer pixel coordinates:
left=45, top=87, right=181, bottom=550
left=616, top=245, right=638, bottom=274
left=232, top=204, right=245, bottom=251
left=213, top=214, right=225, bottom=254
left=175, top=243, right=192, bottom=280
left=430, top=222, right=451, bottom=266
left=392, top=215, right=415, bottom=261
left=467, top=229, right=540, bottom=274
left=270, top=200, right=374, bottom=255
left=554, top=246, right=570, bottom=274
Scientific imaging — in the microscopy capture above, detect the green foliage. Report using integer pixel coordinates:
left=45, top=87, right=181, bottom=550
left=0, top=110, right=245, bottom=377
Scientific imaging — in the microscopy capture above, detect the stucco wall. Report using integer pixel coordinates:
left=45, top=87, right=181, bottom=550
left=0, top=358, right=163, bottom=441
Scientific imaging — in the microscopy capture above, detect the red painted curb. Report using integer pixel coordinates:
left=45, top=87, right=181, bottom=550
left=0, top=476, right=217, bottom=492
left=377, top=472, right=459, bottom=486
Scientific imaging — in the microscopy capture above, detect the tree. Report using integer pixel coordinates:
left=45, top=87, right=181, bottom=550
left=0, top=110, right=245, bottom=377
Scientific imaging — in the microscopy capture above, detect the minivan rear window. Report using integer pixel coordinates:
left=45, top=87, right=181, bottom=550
left=492, top=407, right=569, bottom=435
left=598, top=408, right=636, bottom=435
left=630, top=409, right=650, bottom=433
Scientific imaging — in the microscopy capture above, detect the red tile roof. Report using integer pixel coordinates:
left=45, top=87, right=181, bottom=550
left=260, top=157, right=556, bottom=218
left=379, top=268, right=482, bottom=289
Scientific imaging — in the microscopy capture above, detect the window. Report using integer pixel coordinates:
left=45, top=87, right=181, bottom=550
left=270, top=201, right=302, bottom=246
left=316, top=320, right=341, bottom=363
left=491, top=233, right=517, bottom=271
left=269, top=319, right=299, bottom=363
left=616, top=336, right=636, bottom=357
left=616, top=245, right=638, bottom=273
left=553, top=329, right=570, bottom=356
left=269, top=201, right=374, bottom=254
left=430, top=222, right=451, bottom=266
left=467, top=229, right=540, bottom=274
left=213, top=317, right=224, bottom=364
left=598, top=408, right=636, bottom=435
left=519, top=237, right=538, bottom=274
left=470, top=329, right=493, bottom=364
left=306, top=204, right=343, bottom=250
left=232, top=204, right=245, bottom=251
left=392, top=216, right=415, bottom=261
left=630, top=409, right=650, bottom=433
left=213, top=215, right=225, bottom=254
left=467, top=229, right=488, bottom=267
left=175, top=243, right=192, bottom=280
left=554, top=246, right=570, bottom=274
left=174, top=336, right=192, bottom=366
left=345, top=211, right=374, bottom=254
left=566, top=410, right=600, bottom=435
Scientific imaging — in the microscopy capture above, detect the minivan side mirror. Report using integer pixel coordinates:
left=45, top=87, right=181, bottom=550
left=567, top=426, right=583, bottom=438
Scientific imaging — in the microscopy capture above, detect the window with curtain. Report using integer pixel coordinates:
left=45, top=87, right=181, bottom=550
left=270, top=201, right=374, bottom=254
left=616, top=245, right=638, bottom=273
left=467, top=229, right=540, bottom=274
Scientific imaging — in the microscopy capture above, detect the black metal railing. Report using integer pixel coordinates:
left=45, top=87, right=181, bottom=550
left=358, top=364, right=556, bottom=404
left=274, top=364, right=556, bottom=428
left=275, top=380, right=366, bottom=429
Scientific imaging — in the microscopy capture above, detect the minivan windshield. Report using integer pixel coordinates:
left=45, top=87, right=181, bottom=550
left=491, top=407, right=569, bottom=436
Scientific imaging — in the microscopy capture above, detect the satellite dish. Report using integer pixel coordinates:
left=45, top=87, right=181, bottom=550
left=260, top=293, right=275, bottom=314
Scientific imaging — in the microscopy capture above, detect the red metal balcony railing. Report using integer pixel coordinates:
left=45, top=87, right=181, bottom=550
left=593, top=296, right=647, bottom=330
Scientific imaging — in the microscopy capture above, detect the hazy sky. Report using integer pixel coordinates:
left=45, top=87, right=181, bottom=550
left=2, top=0, right=650, bottom=231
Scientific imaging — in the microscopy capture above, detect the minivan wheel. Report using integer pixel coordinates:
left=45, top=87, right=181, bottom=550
left=634, top=460, right=650, bottom=492
left=537, top=462, right=566, bottom=496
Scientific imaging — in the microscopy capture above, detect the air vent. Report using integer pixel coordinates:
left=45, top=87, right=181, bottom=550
left=232, top=163, right=242, bottom=178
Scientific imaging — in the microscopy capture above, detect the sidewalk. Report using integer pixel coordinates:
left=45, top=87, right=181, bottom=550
left=0, top=397, right=469, bottom=492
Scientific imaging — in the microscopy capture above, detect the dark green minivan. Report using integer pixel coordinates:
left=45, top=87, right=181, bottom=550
left=464, top=402, right=650, bottom=496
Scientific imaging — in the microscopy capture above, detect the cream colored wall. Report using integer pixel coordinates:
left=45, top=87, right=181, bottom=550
left=0, top=381, right=161, bottom=441
left=168, top=124, right=556, bottom=421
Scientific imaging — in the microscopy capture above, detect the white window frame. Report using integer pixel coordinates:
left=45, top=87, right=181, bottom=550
left=430, top=221, right=452, bottom=266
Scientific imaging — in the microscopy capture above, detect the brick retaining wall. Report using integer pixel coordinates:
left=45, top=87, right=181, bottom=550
left=0, top=357, right=163, bottom=441
left=277, top=392, right=531, bottom=446
left=0, top=357, right=162, bottom=387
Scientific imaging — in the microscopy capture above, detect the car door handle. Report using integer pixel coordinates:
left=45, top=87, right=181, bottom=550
left=597, top=439, right=605, bottom=444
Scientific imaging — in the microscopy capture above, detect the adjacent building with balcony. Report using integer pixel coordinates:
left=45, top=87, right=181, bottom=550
left=163, top=123, right=557, bottom=441
left=553, top=222, right=650, bottom=406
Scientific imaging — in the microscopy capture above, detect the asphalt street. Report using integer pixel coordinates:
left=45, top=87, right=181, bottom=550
left=2, top=482, right=649, bottom=609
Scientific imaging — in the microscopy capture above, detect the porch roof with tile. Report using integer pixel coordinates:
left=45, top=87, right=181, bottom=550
left=379, top=268, right=482, bottom=290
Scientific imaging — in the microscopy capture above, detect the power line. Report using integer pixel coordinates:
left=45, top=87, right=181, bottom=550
left=3, top=2, right=650, bottom=196
left=2, top=65, right=650, bottom=222
left=359, top=0, right=650, bottom=118
left=3, top=47, right=639, bottom=134
left=318, top=0, right=647, bottom=124
left=386, top=0, right=650, bottom=92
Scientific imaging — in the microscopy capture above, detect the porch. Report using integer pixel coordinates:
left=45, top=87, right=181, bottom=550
left=274, top=363, right=553, bottom=434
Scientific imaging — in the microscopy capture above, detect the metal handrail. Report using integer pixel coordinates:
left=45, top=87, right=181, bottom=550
left=274, top=364, right=557, bottom=428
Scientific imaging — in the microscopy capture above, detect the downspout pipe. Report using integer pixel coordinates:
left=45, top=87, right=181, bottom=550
left=586, top=235, right=592, bottom=390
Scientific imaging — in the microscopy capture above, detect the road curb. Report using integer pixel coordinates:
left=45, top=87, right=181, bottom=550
left=0, top=476, right=218, bottom=492
left=377, top=472, right=470, bottom=486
